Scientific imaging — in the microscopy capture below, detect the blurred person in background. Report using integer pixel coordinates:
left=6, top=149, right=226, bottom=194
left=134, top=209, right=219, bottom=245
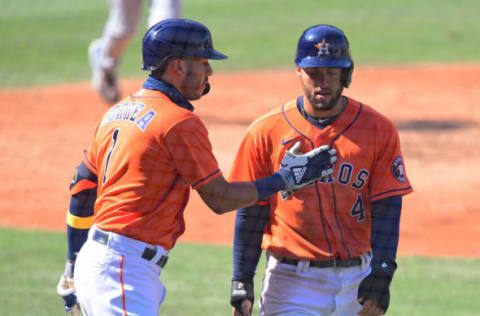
left=89, top=0, right=182, bottom=104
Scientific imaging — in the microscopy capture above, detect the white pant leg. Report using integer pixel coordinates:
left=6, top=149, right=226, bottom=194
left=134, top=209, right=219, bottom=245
left=334, top=253, right=372, bottom=316
left=259, top=254, right=371, bottom=316
left=98, top=0, right=143, bottom=71
left=147, top=0, right=182, bottom=27
left=74, top=228, right=167, bottom=316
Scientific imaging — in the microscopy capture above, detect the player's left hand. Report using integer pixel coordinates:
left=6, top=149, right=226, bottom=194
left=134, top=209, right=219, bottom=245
left=357, top=299, right=384, bottom=315
left=230, top=279, right=254, bottom=316
left=232, top=299, right=252, bottom=316
left=357, top=256, right=397, bottom=314
left=56, top=261, right=77, bottom=313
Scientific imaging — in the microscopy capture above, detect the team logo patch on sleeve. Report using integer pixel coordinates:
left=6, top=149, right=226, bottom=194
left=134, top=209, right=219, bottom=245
left=392, top=156, right=406, bottom=183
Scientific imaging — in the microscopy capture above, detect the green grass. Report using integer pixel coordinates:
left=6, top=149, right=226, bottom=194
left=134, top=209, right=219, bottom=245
left=1, top=0, right=479, bottom=87
left=1, top=228, right=479, bottom=315
left=1, top=1, right=480, bottom=314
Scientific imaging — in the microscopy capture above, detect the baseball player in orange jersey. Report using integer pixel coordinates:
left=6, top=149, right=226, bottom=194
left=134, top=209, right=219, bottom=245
left=56, top=19, right=338, bottom=315
left=229, top=25, right=413, bottom=316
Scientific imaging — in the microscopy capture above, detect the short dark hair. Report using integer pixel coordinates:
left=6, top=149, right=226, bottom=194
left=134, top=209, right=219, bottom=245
left=150, top=56, right=176, bottom=78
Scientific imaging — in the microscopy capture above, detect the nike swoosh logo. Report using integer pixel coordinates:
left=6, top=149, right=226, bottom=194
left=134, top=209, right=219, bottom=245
left=281, top=137, right=297, bottom=146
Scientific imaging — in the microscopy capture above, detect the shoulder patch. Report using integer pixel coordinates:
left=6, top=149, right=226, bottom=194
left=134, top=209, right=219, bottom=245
left=392, top=156, right=406, bottom=183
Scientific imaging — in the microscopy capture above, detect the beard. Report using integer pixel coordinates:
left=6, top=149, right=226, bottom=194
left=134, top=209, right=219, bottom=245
left=180, top=74, right=204, bottom=101
left=179, top=62, right=210, bottom=100
left=306, top=85, right=344, bottom=112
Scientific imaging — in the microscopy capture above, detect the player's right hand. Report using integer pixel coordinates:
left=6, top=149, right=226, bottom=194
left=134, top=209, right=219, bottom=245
left=277, top=141, right=337, bottom=192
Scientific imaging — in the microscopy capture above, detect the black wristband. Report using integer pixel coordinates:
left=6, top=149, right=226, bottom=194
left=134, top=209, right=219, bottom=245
left=252, top=174, right=285, bottom=201
left=230, top=278, right=254, bottom=314
left=371, top=256, right=397, bottom=276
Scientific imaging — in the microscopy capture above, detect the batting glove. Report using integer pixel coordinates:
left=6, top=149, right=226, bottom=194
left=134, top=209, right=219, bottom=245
left=357, top=256, right=397, bottom=313
left=277, top=141, right=336, bottom=194
left=56, top=261, right=77, bottom=313
left=230, top=278, right=254, bottom=316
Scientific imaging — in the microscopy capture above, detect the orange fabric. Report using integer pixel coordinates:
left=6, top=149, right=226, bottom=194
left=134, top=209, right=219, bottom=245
left=83, top=89, right=221, bottom=249
left=70, top=179, right=97, bottom=195
left=229, top=97, right=413, bottom=260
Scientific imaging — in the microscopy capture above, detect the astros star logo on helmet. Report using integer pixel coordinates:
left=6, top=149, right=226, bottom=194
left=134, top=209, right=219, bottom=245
left=315, top=38, right=330, bottom=56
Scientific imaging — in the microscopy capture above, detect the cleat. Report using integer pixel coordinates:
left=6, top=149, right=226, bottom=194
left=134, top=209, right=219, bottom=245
left=88, top=39, right=120, bottom=104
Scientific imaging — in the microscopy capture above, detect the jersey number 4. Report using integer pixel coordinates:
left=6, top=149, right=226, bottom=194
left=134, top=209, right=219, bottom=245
left=103, top=128, right=120, bottom=184
left=350, top=194, right=366, bottom=222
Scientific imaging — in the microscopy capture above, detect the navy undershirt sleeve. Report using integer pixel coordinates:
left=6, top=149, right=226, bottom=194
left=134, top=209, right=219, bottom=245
left=252, top=174, right=285, bottom=202
left=232, top=204, right=270, bottom=281
left=67, top=226, right=89, bottom=261
left=370, top=195, right=402, bottom=260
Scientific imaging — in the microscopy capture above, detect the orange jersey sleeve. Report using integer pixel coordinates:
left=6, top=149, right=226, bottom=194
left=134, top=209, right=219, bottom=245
left=83, top=89, right=221, bottom=249
left=165, top=117, right=221, bottom=189
left=229, top=118, right=275, bottom=182
left=366, top=119, right=409, bottom=201
left=229, top=97, right=413, bottom=260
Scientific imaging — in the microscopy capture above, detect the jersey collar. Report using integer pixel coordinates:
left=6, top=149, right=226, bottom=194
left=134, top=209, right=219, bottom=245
left=143, top=75, right=195, bottom=112
left=297, top=96, right=345, bottom=128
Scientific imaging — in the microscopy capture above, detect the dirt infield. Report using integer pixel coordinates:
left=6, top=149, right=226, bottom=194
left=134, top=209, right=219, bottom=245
left=1, top=64, right=479, bottom=258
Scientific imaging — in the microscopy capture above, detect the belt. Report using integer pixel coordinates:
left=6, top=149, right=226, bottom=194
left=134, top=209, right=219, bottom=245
left=279, top=256, right=362, bottom=268
left=92, top=229, right=169, bottom=268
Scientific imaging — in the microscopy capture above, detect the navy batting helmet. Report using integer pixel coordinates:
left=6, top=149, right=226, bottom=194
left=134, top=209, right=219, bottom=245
left=295, top=24, right=354, bottom=87
left=142, top=19, right=228, bottom=71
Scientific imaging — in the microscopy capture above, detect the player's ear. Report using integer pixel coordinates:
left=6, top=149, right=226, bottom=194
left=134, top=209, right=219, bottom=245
left=295, top=66, right=303, bottom=76
left=166, top=58, right=185, bottom=76
left=175, top=58, right=187, bottom=75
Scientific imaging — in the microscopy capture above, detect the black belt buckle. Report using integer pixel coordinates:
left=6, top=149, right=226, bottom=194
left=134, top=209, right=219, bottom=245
left=156, top=255, right=168, bottom=268
left=141, top=247, right=168, bottom=268
left=92, top=229, right=109, bottom=245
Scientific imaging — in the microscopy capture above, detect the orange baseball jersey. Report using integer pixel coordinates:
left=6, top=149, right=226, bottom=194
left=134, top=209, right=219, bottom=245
left=82, top=88, right=222, bottom=249
left=229, top=96, right=413, bottom=260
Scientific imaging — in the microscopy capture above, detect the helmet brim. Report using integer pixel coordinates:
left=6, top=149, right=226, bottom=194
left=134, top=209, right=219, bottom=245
left=296, top=57, right=352, bottom=69
left=204, top=49, right=228, bottom=60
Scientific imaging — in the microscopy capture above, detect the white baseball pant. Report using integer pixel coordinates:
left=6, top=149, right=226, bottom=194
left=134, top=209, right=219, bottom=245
left=74, top=225, right=169, bottom=316
left=259, top=252, right=372, bottom=316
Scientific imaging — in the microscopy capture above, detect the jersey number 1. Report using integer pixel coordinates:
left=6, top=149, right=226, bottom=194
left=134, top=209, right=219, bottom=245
left=103, top=128, right=120, bottom=184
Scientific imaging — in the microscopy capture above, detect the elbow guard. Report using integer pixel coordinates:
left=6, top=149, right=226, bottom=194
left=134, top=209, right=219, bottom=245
left=66, top=162, right=98, bottom=260
left=67, top=162, right=97, bottom=229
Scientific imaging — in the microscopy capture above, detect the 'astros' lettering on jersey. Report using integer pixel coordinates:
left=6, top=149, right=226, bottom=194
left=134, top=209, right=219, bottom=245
left=82, top=88, right=222, bottom=249
left=229, top=96, right=413, bottom=260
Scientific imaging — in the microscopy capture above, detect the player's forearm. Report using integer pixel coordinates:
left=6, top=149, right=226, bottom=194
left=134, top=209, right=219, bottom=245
left=199, top=181, right=258, bottom=214
left=232, top=205, right=268, bottom=280
left=67, top=225, right=89, bottom=261
left=370, top=195, right=402, bottom=259
left=198, top=174, right=285, bottom=214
